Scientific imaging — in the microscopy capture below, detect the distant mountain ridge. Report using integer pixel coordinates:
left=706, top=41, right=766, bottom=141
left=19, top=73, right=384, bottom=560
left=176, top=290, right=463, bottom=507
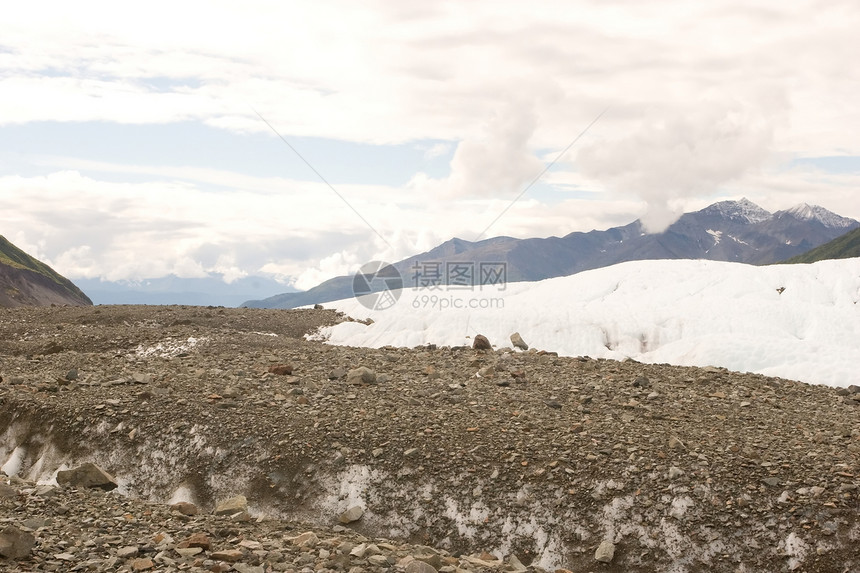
left=0, top=235, right=93, bottom=307
left=76, top=274, right=297, bottom=307
left=242, top=199, right=860, bottom=309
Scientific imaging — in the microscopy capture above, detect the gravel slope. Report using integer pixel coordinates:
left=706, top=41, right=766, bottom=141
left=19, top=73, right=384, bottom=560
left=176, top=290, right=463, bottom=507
left=1, top=305, right=859, bottom=572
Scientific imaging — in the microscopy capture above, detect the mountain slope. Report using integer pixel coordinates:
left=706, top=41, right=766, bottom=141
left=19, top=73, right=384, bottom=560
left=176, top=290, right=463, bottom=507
left=778, top=226, right=860, bottom=264
left=0, top=235, right=93, bottom=307
left=243, top=199, right=859, bottom=309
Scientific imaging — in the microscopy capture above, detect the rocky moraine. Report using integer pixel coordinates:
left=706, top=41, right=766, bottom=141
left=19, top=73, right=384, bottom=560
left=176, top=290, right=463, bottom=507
left=1, top=305, right=859, bottom=572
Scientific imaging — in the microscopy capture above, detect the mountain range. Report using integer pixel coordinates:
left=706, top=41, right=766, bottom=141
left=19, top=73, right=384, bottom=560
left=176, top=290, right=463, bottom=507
left=0, top=235, right=92, bottom=307
left=243, top=198, right=860, bottom=309
left=75, top=275, right=297, bottom=307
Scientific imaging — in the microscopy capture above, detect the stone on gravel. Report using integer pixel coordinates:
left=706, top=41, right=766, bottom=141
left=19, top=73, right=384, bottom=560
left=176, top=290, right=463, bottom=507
left=472, top=334, right=492, bottom=350
left=0, top=525, right=35, bottom=559
left=55, top=462, right=118, bottom=491
left=117, top=545, right=139, bottom=558
left=510, top=332, right=529, bottom=351
left=406, top=559, right=439, bottom=573
left=594, top=540, right=615, bottom=563
left=339, top=505, right=364, bottom=523
left=507, top=554, right=528, bottom=572
left=346, top=366, right=377, bottom=385
left=268, top=364, right=293, bottom=375
left=169, top=501, right=200, bottom=515
left=329, top=367, right=347, bottom=380
left=211, top=548, right=243, bottom=562
left=292, top=531, right=319, bottom=547
left=214, top=495, right=248, bottom=515
left=178, top=532, right=211, bottom=550
left=131, top=557, right=155, bottom=570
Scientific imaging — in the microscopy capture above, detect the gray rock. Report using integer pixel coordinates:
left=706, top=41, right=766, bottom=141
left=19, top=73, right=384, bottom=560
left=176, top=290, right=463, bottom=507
left=346, top=366, right=377, bottom=385
left=510, top=333, right=528, bottom=351
left=339, top=505, right=364, bottom=523
left=117, top=545, right=139, bottom=558
left=506, top=554, right=528, bottom=572
left=594, top=540, right=615, bottom=563
left=350, top=542, right=369, bottom=557
left=0, top=483, right=17, bottom=498
left=234, top=565, right=265, bottom=573
left=329, top=367, right=347, bottom=380
left=0, top=525, right=35, bottom=559
left=214, top=495, right=248, bottom=515
left=292, top=531, right=319, bottom=547
left=132, top=372, right=152, bottom=384
left=55, top=462, right=118, bottom=491
left=407, top=558, right=439, bottom=573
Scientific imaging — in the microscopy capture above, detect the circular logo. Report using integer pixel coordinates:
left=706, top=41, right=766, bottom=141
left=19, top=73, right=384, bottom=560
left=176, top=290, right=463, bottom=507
left=352, top=261, right=403, bottom=310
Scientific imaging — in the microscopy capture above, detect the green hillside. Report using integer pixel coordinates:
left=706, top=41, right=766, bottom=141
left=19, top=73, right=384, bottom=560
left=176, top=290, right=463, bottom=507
left=0, top=235, right=69, bottom=285
left=0, top=235, right=93, bottom=305
left=779, top=226, right=860, bottom=264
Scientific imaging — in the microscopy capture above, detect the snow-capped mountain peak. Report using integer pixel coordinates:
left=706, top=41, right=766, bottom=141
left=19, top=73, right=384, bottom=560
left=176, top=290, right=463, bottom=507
left=699, top=197, right=772, bottom=224
left=779, top=203, right=857, bottom=228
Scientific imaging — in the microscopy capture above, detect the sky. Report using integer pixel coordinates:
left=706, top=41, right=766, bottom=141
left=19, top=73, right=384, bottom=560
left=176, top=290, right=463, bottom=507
left=1, top=1, right=859, bottom=290
left=319, top=257, right=860, bottom=388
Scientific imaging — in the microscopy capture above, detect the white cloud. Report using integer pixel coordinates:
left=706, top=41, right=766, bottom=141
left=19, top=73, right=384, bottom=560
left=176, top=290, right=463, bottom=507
left=576, top=99, right=779, bottom=232
left=2, top=1, right=860, bottom=291
left=1, top=1, right=855, bottom=152
left=422, top=143, right=451, bottom=160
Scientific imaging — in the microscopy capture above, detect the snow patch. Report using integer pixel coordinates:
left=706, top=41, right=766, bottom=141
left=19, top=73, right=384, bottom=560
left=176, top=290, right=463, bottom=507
left=317, top=464, right=376, bottom=516
left=131, top=336, right=207, bottom=358
left=168, top=485, right=197, bottom=505
left=1, top=445, right=25, bottom=476
left=782, top=203, right=858, bottom=228
left=781, top=532, right=809, bottom=570
left=706, top=229, right=722, bottom=244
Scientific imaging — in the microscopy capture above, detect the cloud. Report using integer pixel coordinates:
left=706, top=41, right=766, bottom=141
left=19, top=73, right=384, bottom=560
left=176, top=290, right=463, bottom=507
left=422, top=142, right=451, bottom=160
left=2, top=1, right=860, bottom=292
left=576, top=100, right=778, bottom=232
left=407, top=102, right=544, bottom=200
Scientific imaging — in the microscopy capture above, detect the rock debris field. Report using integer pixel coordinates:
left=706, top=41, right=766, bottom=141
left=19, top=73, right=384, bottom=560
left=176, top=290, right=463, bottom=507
left=1, top=305, right=859, bottom=573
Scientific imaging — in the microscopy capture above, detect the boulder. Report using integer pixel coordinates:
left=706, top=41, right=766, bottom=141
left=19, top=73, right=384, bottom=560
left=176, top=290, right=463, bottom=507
left=346, top=367, right=377, bottom=385
left=339, top=505, right=364, bottom=523
left=594, top=540, right=615, bottom=563
left=472, top=334, right=492, bottom=350
left=169, top=501, right=200, bottom=516
left=268, top=364, right=293, bottom=375
left=0, top=525, right=35, bottom=559
left=55, top=463, right=117, bottom=491
left=214, top=495, right=248, bottom=515
left=510, top=332, right=528, bottom=351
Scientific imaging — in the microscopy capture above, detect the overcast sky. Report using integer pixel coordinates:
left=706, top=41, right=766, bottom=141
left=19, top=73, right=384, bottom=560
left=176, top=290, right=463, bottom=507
left=2, top=1, right=859, bottom=289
